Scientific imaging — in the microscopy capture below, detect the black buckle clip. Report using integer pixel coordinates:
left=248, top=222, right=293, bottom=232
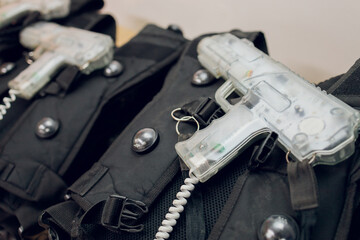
left=101, top=195, right=148, bottom=233
left=248, top=132, right=278, bottom=170
left=181, top=97, right=225, bottom=128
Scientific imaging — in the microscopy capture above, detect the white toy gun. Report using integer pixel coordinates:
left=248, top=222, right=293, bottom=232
left=0, top=21, right=113, bottom=120
left=8, top=21, right=114, bottom=100
left=0, top=0, right=70, bottom=29
left=175, top=33, right=360, bottom=183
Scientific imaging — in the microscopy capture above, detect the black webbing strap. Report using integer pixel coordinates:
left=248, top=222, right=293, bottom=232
left=65, top=13, right=115, bottom=36
left=334, top=182, right=357, bottom=240
left=69, top=0, right=104, bottom=14
left=287, top=160, right=319, bottom=240
left=78, top=195, right=148, bottom=235
left=334, top=146, right=360, bottom=240
left=318, top=59, right=360, bottom=109
left=0, top=160, right=14, bottom=181
left=207, top=171, right=250, bottom=240
left=39, top=201, right=81, bottom=236
left=42, top=66, right=82, bottom=96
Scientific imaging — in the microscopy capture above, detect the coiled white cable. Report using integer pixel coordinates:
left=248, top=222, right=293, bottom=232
left=154, top=172, right=199, bottom=240
left=0, top=89, right=19, bottom=120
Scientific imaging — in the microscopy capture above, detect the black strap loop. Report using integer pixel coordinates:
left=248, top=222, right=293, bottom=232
left=81, top=195, right=148, bottom=234
left=248, top=132, right=278, bottom=170
left=180, top=97, right=225, bottom=128
left=287, top=159, right=319, bottom=240
left=41, top=66, right=82, bottom=96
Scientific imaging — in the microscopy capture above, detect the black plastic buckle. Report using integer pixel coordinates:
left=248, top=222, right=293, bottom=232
left=101, top=195, right=148, bottom=233
left=181, top=97, right=225, bottom=128
left=248, top=132, right=278, bottom=170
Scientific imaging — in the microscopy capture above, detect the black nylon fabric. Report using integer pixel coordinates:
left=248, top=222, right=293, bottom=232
left=0, top=24, right=186, bottom=237
left=69, top=0, right=104, bottom=15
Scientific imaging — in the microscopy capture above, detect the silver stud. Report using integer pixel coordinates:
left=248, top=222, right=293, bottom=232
left=192, top=69, right=215, bottom=86
left=35, top=117, right=60, bottom=139
left=64, top=194, right=71, bottom=200
left=103, top=60, right=124, bottom=77
left=258, top=215, right=298, bottom=240
left=132, top=128, right=159, bottom=153
left=24, top=51, right=35, bottom=65
left=18, top=226, right=24, bottom=235
left=167, top=24, right=183, bottom=35
left=0, top=62, right=15, bottom=76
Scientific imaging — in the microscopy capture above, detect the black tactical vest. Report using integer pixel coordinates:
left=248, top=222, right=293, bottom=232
left=40, top=30, right=271, bottom=240
left=41, top=31, right=360, bottom=240
left=0, top=20, right=186, bottom=239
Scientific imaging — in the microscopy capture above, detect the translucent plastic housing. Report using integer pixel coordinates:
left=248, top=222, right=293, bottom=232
left=0, top=0, right=70, bottom=29
left=175, top=33, right=360, bottom=182
left=8, top=22, right=114, bottom=99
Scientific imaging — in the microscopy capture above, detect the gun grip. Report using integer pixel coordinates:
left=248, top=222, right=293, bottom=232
left=175, top=104, right=270, bottom=182
left=8, top=51, right=65, bottom=99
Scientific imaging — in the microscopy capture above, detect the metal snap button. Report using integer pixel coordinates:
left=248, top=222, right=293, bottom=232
left=132, top=128, right=159, bottom=153
left=258, top=215, right=299, bottom=240
left=192, top=69, right=215, bottom=86
left=103, top=60, right=124, bottom=77
left=35, top=117, right=60, bottom=139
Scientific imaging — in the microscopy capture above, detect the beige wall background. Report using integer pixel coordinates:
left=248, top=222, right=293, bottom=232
left=103, top=0, right=360, bottom=83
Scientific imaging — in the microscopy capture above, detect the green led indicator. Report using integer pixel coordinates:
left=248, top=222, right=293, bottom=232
left=214, top=143, right=225, bottom=153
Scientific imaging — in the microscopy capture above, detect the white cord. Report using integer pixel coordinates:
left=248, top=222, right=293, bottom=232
left=154, top=172, right=199, bottom=240
left=0, top=89, right=19, bottom=120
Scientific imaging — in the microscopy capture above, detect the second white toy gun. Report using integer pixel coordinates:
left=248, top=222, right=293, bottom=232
left=8, top=21, right=114, bottom=100
left=175, top=33, right=360, bottom=182
left=0, top=0, right=70, bottom=29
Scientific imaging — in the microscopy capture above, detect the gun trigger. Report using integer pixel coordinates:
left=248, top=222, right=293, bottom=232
left=248, top=132, right=278, bottom=170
